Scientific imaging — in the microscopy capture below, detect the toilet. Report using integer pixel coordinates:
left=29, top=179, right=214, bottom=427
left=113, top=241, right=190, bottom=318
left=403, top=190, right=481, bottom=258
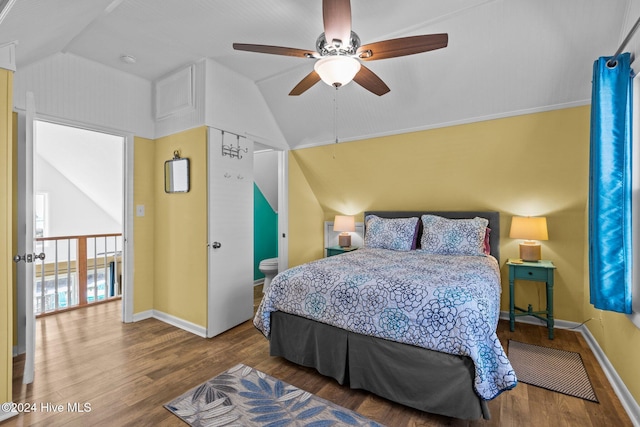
left=259, top=257, right=279, bottom=293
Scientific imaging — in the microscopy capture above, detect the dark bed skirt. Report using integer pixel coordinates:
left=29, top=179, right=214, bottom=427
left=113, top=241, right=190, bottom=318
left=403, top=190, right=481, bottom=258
left=269, top=311, right=490, bottom=420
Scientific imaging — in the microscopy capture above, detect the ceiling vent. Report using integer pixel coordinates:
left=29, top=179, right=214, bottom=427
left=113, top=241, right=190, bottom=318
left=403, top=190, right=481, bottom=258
left=154, top=65, right=195, bottom=120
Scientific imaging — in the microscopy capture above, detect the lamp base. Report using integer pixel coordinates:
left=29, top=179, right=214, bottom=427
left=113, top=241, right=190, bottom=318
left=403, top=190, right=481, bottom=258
left=338, top=233, right=351, bottom=248
left=519, top=242, right=541, bottom=262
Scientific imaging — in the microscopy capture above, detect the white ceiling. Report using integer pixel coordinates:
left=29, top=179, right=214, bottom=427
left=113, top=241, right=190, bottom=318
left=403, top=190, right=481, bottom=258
left=0, top=0, right=637, bottom=149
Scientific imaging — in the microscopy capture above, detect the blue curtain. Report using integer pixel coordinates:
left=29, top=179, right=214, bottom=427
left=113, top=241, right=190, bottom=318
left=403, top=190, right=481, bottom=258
left=589, top=52, right=633, bottom=314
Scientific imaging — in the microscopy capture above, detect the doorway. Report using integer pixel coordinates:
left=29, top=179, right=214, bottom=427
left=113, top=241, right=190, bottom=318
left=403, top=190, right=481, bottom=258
left=16, top=118, right=128, bottom=354
left=253, top=143, right=279, bottom=287
left=253, top=142, right=288, bottom=284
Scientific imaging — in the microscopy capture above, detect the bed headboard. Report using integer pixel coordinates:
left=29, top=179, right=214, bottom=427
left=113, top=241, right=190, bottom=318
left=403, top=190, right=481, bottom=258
left=364, top=210, right=500, bottom=262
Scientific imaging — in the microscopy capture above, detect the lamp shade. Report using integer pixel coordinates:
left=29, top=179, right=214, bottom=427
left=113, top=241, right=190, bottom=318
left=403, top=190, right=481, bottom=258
left=510, top=216, right=548, bottom=262
left=314, top=56, right=361, bottom=87
left=334, top=215, right=355, bottom=247
left=333, top=215, right=355, bottom=232
left=509, top=216, right=548, bottom=240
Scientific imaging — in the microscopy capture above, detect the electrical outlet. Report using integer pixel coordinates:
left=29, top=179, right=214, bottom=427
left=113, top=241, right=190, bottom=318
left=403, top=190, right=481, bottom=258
left=136, top=205, right=145, bottom=217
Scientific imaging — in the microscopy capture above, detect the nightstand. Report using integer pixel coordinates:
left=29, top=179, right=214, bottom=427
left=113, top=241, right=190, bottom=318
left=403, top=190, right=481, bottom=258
left=507, top=259, right=556, bottom=339
left=325, top=246, right=358, bottom=257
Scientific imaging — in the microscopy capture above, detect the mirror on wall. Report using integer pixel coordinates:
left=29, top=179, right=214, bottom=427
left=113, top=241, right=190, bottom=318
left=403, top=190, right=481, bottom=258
left=165, top=152, right=190, bottom=193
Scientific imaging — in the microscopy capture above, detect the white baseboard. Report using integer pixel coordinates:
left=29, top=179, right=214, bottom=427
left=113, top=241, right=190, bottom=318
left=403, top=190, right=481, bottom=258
left=0, top=409, right=18, bottom=422
left=579, top=324, right=640, bottom=426
left=501, top=311, right=640, bottom=426
left=132, top=309, right=207, bottom=338
left=131, top=310, right=153, bottom=322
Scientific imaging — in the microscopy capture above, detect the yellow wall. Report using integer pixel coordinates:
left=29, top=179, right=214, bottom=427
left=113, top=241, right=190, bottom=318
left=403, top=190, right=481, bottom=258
left=583, top=258, right=640, bottom=404
left=290, top=106, right=590, bottom=322
left=287, top=152, right=325, bottom=267
left=288, top=104, right=640, bottom=407
left=0, top=69, right=13, bottom=410
left=153, top=127, right=208, bottom=327
left=587, top=308, right=640, bottom=404
left=133, top=136, right=155, bottom=314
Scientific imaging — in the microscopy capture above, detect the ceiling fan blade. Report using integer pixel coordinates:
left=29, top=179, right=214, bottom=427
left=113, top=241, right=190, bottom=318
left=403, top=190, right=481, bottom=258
left=357, top=34, right=448, bottom=61
left=233, top=43, right=317, bottom=58
left=289, top=70, right=322, bottom=96
left=353, top=65, right=390, bottom=96
left=323, top=0, right=352, bottom=47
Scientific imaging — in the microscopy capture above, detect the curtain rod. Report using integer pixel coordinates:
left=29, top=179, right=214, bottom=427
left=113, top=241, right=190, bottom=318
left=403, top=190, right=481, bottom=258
left=608, top=15, right=640, bottom=66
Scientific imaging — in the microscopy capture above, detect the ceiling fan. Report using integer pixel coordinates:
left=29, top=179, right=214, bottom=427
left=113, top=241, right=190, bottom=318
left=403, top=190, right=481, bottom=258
left=233, top=0, right=448, bottom=96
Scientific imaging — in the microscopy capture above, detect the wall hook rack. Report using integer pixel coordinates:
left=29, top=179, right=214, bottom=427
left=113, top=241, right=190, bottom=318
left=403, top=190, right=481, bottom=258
left=221, top=132, right=248, bottom=159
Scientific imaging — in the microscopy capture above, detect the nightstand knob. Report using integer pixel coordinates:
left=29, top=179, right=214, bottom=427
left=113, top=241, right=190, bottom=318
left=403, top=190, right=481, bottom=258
left=528, top=271, right=533, bottom=275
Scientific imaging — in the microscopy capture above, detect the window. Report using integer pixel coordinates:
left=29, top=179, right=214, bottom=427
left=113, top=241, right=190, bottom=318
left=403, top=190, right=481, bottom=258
left=35, top=192, right=47, bottom=238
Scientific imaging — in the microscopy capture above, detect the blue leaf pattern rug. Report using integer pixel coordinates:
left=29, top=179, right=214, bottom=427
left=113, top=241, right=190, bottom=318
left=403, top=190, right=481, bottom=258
left=164, top=364, right=384, bottom=426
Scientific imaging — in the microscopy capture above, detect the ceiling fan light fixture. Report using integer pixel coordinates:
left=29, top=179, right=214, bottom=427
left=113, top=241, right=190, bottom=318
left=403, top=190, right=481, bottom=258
left=314, top=56, right=361, bottom=87
left=232, top=0, right=447, bottom=96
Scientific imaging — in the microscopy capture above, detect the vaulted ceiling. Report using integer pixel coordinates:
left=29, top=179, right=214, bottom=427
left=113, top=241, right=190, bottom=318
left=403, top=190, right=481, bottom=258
left=0, top=0, right=637, bottom=149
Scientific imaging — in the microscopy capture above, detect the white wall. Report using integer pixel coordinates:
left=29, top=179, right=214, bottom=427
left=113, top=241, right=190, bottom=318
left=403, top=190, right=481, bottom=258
left=36, top=158, right=120, bottom=237
left=34, top=121, right=123, bottom=264
left=254, top=149, right=278, bottom=212
left=205, top=59, right=288, bottom=150
left=13, top=52, right=154, bottom=138
left=35, top=120, right=123, bottom=226
left=13, top=52, right=289, bottom=150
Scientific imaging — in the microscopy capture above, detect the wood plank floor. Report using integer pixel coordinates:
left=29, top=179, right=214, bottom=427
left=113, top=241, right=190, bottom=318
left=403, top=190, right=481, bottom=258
left=3, top=297, right=633, bottom=427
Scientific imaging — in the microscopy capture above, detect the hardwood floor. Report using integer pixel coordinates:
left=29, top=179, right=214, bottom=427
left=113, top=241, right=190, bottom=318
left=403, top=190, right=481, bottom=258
left=3, top=296, right=633, bottom=427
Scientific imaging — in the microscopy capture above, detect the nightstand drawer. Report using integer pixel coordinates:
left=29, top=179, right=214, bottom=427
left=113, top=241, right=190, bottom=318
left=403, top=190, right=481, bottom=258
left=325, top=246, right=358, bottom=257
left=513, top=266, right=549, bottom=281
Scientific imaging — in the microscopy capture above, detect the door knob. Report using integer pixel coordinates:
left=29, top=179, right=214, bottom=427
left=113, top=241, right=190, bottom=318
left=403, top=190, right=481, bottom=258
left=212, top=242, right=222, bottom=249
left=12, top=253, right=45, bottom=263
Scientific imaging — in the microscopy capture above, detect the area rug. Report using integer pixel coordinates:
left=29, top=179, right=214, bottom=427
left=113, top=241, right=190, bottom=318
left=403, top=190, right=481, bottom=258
left=164, top=364, right=384, bottom=426
left=508, top=340, right=598, bottom=403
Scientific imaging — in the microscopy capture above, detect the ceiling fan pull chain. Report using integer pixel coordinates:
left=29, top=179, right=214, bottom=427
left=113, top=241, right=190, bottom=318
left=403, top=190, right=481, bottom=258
left=334, top=86, right=338, bottom=144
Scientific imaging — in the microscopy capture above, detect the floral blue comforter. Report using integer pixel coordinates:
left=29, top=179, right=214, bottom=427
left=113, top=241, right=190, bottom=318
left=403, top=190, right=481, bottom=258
left=254, top=248, right=517, bottom=400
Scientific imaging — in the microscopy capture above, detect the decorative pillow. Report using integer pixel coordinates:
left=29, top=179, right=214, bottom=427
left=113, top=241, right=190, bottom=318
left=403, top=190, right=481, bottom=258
left=364, top=215, right=420, bottom=251
left=420, top=215, right=489, bottom=256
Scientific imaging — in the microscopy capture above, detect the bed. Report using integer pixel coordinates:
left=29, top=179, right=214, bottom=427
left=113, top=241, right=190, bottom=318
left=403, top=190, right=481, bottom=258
left=254, top=211, right=517, bottom=420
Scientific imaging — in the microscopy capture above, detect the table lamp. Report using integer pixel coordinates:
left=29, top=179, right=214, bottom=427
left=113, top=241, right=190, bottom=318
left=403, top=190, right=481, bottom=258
left=509, top=216, right=548, bottom=262
left=333, top=215, right=355, bottom=247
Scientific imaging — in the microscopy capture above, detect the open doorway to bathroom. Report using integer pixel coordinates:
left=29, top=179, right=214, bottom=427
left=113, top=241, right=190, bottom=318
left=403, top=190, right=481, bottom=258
left=253, top=143, right=280, bottom=307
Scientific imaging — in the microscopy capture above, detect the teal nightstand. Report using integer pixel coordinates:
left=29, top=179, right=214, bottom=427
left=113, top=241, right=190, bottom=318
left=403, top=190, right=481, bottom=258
left=507, top=259, right=556, bottom=339
left=325, top=246, right=358, bottom=257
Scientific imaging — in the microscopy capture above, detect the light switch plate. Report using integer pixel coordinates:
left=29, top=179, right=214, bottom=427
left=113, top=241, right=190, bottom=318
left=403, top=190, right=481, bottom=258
left=136, top=204, right=145, bottom=217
